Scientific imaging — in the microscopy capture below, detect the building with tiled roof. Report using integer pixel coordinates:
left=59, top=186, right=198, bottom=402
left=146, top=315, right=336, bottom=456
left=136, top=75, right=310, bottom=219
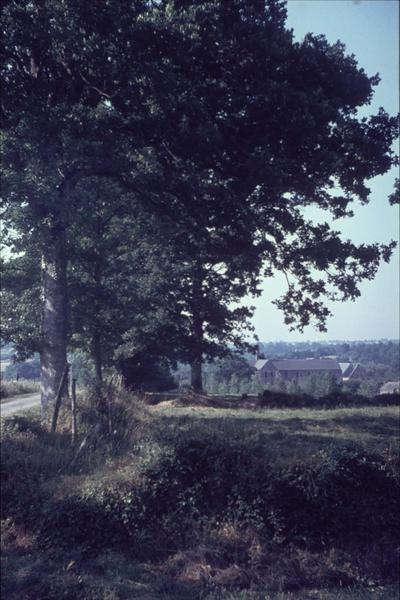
left=254, top=358, right=342, bottom=384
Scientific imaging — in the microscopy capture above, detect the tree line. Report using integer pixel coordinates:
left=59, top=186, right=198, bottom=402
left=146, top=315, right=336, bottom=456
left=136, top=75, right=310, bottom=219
left=1, top=0, right=398, bottom=412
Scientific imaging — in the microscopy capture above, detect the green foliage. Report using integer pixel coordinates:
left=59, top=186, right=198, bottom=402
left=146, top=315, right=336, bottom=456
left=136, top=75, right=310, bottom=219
left=67, top=452, right=398, bottom=562
left=0, top=417, right=69, bottom=522
left=3, top=357, right=40, bottom=381
left=258, top=388, right=400, bottom=409
left=0, top=251, right=42, bottom=359
left=22, top=431, right=398, bottom=556
left=0, top=343, right=15, bottom=361
left=206, top=356, right=254, bottom=393
left=2, top=0, right=399, bottom=395
left=119, top=357, right=177, bottom=392
left=69, top=352, right=95, bottom=387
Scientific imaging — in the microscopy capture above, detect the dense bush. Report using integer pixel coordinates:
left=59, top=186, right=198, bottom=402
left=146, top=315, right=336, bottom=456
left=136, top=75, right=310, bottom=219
left=0, top=417, right=73, bottom=522
left=33, top=435, right=399, bottom=556
left=257, top=389, right=400, bottom=409
left=2, top=390, right=398, bottom=562
left=2, top=399, right=399, bottom=599
left=258, top=389, right=316, bottom=408
left=2, top=371, right=399, bottom=600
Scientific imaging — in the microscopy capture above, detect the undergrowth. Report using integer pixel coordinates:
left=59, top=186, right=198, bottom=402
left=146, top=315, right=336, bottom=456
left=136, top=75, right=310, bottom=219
left=0, top=378, right=40, bottom=399
left=1, top=384, right=399, bottom=599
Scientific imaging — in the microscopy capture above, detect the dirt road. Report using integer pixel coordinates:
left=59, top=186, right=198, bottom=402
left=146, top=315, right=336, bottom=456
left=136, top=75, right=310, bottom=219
left=0, top=392, right=41, bottom=418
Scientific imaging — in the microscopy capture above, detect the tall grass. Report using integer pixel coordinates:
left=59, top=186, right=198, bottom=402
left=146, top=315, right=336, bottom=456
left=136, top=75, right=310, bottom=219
left=0, top=379, right=40, bottom=399
left=1, top=385, right=399, bottom=600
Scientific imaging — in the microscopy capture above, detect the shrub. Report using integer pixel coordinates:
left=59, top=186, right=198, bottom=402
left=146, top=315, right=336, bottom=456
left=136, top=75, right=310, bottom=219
left=2, top=389, right=398, bottom=568
left=37, top=435, right=271, bottom=555
left=311, top=444, right=400, bottom=543
left=0, top=418, right=74, bottom=523
left=257, top=389, right=400, bottom=409
left=38, top=493, right=127, bottom=554
left=35, top=434, right=400, bottom=558
left=261, top=443, right=400, bottom=548
left=0, top=378, right=40, bottom=398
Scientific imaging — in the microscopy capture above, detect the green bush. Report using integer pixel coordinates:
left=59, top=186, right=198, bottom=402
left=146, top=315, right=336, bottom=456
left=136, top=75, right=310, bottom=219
left=2, top=395, right=398, bottom=563
left=35, top=436, right=399, bottom=557
left=257, top=389, right=400, bottom=409
left=258, top=389, right=317, bottom=408
left=0, top=417, right=73, bottom=523
left=262, top=444, right=399, bottom=547
left=39, top=493, right=127, bottom=554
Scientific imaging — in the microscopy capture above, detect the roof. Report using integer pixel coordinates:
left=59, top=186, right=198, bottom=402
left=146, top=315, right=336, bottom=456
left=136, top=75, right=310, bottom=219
left=379, top=381, right=400, bottom=395
left=339, top=362, right=352, bottom=376
left=255, top=358, right=341, bottom=372
left=339, top=362, right=363, bottom=378
left=254, top=359, right=269, bottom=370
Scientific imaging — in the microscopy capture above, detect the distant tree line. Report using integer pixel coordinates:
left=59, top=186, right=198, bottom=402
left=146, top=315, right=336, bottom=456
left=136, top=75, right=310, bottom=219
left=173, top=340, right=399, bottom=397
left=2, top=339, right=399, bottom=398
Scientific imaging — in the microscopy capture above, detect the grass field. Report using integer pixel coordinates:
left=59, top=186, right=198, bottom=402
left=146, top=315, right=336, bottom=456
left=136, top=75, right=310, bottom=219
left=1, top=394, right=399, bottom=600
left=150, top=404, right=399, bottom=465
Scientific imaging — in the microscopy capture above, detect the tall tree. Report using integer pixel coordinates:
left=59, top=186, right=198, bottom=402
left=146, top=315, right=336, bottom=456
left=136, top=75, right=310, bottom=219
left=1, top=0, right=146, bottom=410
left=2, top=0, right=398, bottom=400
left=128, top=0, right=398, bottom=388
left=68, top=180, right=183, bottom=385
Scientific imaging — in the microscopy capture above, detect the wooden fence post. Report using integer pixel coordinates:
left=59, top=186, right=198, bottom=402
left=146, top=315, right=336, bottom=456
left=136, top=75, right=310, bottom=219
left=51, top=362, right=70, bottom=433
left=71, top=378, right=77, bottom=445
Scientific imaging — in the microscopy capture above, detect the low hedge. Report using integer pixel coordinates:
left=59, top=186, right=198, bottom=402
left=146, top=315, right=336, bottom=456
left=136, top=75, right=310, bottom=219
left=257, top=389, right=400, bottom=409
left=35, top=438, right=399, bottom=556
left=2, top=415, right=398, bottom=558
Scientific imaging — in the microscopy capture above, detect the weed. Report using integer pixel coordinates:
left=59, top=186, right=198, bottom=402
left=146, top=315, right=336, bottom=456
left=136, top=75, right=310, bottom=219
left=0, top=379, right=39, bottom=400
left=1, top=388, right=399, bottom=599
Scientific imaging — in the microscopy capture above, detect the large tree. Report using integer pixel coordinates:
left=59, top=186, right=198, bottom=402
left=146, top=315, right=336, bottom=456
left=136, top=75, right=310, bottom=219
left=128, top=0, right=398, bottom=388
left=2, top=0, right=398, bottom=399
left=68, top=180, right=183, bottom=384
left=1, top=0, right=147, bottom=410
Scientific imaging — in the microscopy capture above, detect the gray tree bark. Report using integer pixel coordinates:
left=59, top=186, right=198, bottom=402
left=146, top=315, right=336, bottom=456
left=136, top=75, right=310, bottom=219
left=40, top=221, right=68, bottom=417
left=190, top=356, right=203, bottom=393
left=92, top=329, right=103, bottom=384
left=92, top=232, right=103, bottom=385
left=190, top=269, right=204, bottom=393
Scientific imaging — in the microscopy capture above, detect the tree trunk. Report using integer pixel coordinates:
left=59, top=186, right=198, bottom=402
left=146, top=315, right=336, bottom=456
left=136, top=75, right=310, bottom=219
left=190, top=269, right=204, bottom=393
left=40, top=221, right=68, bottom=417
left=92, top=209, right=103, bottom=385
left=92, top=330, right=103, bottom=384
left=190, top=357, right=203, bottom=393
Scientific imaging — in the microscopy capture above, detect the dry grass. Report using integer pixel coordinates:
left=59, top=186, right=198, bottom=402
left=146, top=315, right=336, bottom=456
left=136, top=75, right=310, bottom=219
left=203, top=587, right=400, bottom=599
left=0, top=379, right=40, bottom=401
left=2, top=513, right=397, bottom=600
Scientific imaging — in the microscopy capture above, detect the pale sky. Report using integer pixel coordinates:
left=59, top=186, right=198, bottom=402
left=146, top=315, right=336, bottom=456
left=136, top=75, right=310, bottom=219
left=252, top=0, right=400, bottom=342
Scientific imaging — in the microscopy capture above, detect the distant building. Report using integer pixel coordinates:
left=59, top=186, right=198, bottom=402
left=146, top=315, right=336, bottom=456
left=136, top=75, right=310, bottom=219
left=339, top=362, right=365, bottom=381
left=379, top=381, right=400, bottom=395
left=254, top=358, right=342, bottom=384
